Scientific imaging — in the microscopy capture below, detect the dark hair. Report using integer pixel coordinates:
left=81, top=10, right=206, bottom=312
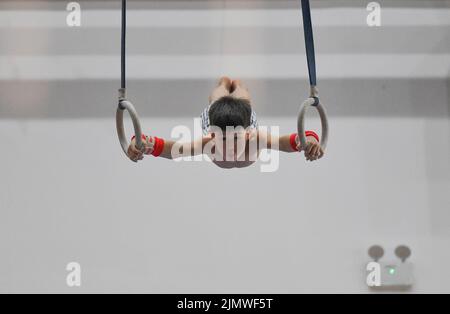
left=209, top=96, right=252, bottom=131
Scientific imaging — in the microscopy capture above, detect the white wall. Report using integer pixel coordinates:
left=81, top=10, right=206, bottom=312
left=0, top=117, right=449, bottom=293
left=0, top=0, right=449, bottom=293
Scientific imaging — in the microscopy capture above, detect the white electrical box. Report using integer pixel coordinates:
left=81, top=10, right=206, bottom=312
left=367, top=261, right=414, bottom=289
left=366, top=245, right=414, bottom=290
left=379, top=261, right=413, bottom=287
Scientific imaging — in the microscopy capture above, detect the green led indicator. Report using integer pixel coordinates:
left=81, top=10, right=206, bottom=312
left=388, top=267, right=396, bottom=275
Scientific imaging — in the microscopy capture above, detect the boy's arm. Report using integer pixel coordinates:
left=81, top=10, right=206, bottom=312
left=264, top=134, right=296, bottom=152
left=260, top=130, right=324, bottom=161
left=158, top=136, right=212, bottom=159
left=128, top=135, right=212, bottom=161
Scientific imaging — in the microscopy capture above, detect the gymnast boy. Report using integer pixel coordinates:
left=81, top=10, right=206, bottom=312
left=127, top=77, right=324, bottom=168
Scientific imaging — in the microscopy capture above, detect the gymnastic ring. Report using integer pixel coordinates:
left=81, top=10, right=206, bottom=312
left=116, top=100, right=144, bottom=160
left=297, top=97, right=329, bottom=152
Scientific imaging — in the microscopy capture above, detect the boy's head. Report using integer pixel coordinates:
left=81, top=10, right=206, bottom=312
left=209, top=96, right=252, bottom=161
left=209, top=96, right=252, bottom=131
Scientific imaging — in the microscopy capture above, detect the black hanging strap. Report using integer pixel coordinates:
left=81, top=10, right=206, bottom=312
left=301, top=0, right=317, bottom=88
left=121, top=0, right=127, bottom=90
left=122, top=0, right=317, bottom=94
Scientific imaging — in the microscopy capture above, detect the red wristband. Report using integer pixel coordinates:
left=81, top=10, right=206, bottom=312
left=131, top=134, right=165, bottom=157
left=290, top=131, right=320, bottom=151
left=151, top=137, right=165, bottom=157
